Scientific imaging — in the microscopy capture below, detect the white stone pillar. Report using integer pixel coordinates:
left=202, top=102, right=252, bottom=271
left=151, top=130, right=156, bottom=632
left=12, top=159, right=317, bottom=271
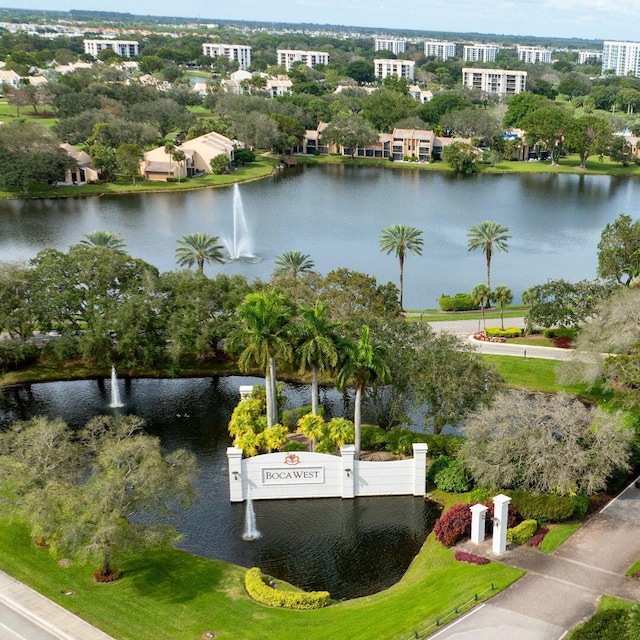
left=341, top=444, right=355, bottom=499
left=239, top=385, right=254, bottom=400
left=470, top=504, right=488, bottom=544
left=412, top=443, right=428, bottom=496
left=227, top=446, right=244, bottom=502
left=492, top=494, right=511, bottom=554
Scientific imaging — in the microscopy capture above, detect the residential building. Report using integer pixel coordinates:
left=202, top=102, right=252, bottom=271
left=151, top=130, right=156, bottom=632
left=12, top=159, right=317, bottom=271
left=83, top=39, right=139, bottom=58
left=54, top=61, right=93, bottom=74
left=462, top=68, right=527, bottom=95
left=408, top=85, right=433, bottom=103
left=463, top=44, right=499, bottom=63
left=375, top=38, right=406, bottom=55
left=266, top=76, right=293, bottom=98
left=517, top=46, right=552, bottom=64
left=424, top=40, right=456, bottom=61
left=578, top=50, right=603, bottom=64
left=602, top=41, right=640, bottom=77
left=0, top=69, right=21, bottom=89
left=276, top=49, right=329, bottom=71
left=202, top=43, right=252, bottom=70
left=141, top=131, right=235, bottom=181
left=60, top=144, right=99, bottom=184
left=374, top=59, right=415, bottom=80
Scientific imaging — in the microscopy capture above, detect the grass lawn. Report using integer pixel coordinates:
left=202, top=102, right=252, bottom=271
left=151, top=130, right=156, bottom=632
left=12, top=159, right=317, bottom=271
left=0, top=101, right=58, bottom=128
left=626, top=559, right=640, bottom=577
left=406, top=309, right=526, bottom=323
left=540, top=524, right=582, bottom=553
left=0, top=517, right=523, bottom=640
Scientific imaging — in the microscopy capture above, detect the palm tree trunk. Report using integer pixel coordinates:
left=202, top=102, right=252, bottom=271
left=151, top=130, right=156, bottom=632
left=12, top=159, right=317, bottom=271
left=311, top=365, right=319, bottom=416
left=265, top=367, right=273, bottom=429
left=354, top=386, right=362, bottom=460
left=399, top=254, right=405, bottom=311
left=268, top=356, right=277, bottom=427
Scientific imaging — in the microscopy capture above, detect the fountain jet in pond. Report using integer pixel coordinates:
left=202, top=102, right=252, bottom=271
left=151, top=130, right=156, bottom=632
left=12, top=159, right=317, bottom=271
left=242, top=487, right=261, bottom=541
left=109, top=366, right=124, bottom=408
left=224, top=184, right=261, bottom=263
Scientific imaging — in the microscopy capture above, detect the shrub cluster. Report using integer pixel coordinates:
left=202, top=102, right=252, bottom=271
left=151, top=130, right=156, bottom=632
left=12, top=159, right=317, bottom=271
left=0, top=340, right=39, bottom=373
left=485, top=327, right=523, bottom=338
left=244, top=568, right=330, bottom=610
left=472, top=332, right=506, bottom=343
left=427, top=455, right=473, bottom=493
left=570, top=609, right=628, bottom=640
left=506, top=519, right=538, bottom=545
left=438, top=293, right=477, bottom=312
left=543, top=327, right=577, bottom=340
left=526, top=526, right=549, bottom=548
left=433, top=504, right=473, bottom=547
left=454, top=551, right=490, bottom=565
left=552, top=336, right=573, bottom=349
left=282, top=405, right=323, bottom=429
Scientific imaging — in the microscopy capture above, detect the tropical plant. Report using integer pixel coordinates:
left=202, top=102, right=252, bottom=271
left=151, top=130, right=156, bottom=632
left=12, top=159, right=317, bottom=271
left=467, top=220, right=511, bottom=291
left=295, top=301, right=340, bottom=415
left=164, top=140, right=175, bottom=177
left=471, top=283, right=491, bottom=332
left=491, top=284, right=513, bottom=330
left=336, top=325, right=391, bottom=459
left=327, top=417, right=355, bottom=449
left=273, top=250, right=315, bottom=281
left=258, top=424, right=289, bottom=453
left=79, top=230, right=127, bottom=253
left=175, top=232, right=225, bottom=273
left=171, top=148, right=186, bottom=183
left=227, top=292, right=295, bottom=427
left=379, top=224, right=424, bottom=311
left=297, top=413, right=326, bottom=452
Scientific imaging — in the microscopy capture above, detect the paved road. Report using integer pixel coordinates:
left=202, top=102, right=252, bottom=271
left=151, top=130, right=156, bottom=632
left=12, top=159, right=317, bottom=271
left=0, top=600, right=61, bottom=640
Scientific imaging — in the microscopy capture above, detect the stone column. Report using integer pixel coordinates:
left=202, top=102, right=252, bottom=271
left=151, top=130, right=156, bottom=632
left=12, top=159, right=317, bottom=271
left=492, top=494, right=511, bottom=554
left=341, top=444, right=355, bottom=499
left=470, top=504, right=488, bottom=544
left=227, top=446, right=244, bottom=503
left=412, top=442, right=428, bottom=496
left=239, top=385, right=254, bottom=400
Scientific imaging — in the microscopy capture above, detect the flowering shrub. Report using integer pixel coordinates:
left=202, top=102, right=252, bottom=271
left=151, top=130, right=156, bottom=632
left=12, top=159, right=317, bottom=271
left=454, top=551, right=490, bottom=565
left=92, top=569, right=122, bottom=583
left=527, top=527, right=550, bottom=548
left=472, top=332, right=506, bottom=343
left=552, top=336, right=573, bottom=349
left=434, top=504, right=473, bottom=547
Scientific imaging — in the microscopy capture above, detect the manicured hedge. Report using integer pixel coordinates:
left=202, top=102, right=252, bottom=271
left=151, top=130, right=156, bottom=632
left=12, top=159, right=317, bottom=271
left=244, top=568, right=330, bottom=610
left=506, top=519, right=538, bottom=545
left=485, top=327, right=523, bottom=338
left=569, top=609, right=628, bottom=640
left=438, top=293, right=477, bottom=312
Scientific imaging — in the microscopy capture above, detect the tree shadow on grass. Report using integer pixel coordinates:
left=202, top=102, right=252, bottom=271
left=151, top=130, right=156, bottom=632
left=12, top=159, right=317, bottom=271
left=122, top=548, right=229, bottom=604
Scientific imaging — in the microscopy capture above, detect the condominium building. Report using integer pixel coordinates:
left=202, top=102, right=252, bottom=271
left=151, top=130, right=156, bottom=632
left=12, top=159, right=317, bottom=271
left=517, top=46, right=552, bottom=64
left=463, top=44, right=499, bottom=63
left=374, top=59, right=415, bottom=80
left=202, top=43, right=252, bottom=70
left=602, top=41, right=640, bottom=77
left=424, top=40, right=456, bottom=61
left=83, top=39, right=139, bottom=58
left=462, top=68, right=527, bottom=95
left=276, top=49, right=329, bottom=71
left=375, top=38, right=406, bottom=55
left=577, top=50, right=603, bottom=64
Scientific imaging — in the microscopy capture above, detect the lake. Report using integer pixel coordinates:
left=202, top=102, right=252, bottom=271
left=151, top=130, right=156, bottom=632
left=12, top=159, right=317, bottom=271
left=0, top=165, right=635, bottom=309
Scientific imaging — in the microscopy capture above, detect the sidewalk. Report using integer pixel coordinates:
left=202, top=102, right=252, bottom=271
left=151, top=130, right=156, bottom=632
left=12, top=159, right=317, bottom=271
left=0, top=569, right=114, bottom=640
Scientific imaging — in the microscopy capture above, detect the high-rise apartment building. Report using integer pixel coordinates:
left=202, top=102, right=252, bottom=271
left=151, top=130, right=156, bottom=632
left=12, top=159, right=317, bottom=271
left=463, top=44, right=499, bottom=63
left=83, top=39, right=139, bottom=58
left=462, top=68, right=527, bottom=95
left=517, top=46, right=552, bottom=64
left=277, top=49, right=329, bottom=71
left=202, top=43, right=252, bottom=70
left=424, top=40, right=456, bottom=61
left=375, top=38, right=406, bottom=55
left=374, top=59, right=415, bottom=80
left=602, top=41, right=640, bottom=76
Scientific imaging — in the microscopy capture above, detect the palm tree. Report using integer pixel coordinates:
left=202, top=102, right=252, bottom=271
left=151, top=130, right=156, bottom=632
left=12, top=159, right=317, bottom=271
left=328, top=417, right=355, bottom=449
left=171, top=148, right=186, bottom=183
left=227, top=292, right=294, bottom=428
left=492, top=285, right=513, bottom=330
left=273, top=251, right=315, bottom=280
left=297, top=413, right=325, bottom=452
left=336, top=325, right=391, bottom=459
left=471, top=283, right=491, bottom=333
left=164, top=140, right=175, bottom=178
left=175, top=233, right=225, bottom=273
left=79, top=231, right=127, bottom=253
left=258, top=424, right=288, bottom=453
left=467, top=221, right=511, bottom=291
left=295, top=301, right=340, bottom=416
left=521, top=286, right=541, bottom=336
left=379, top=224, right=424, bottom=311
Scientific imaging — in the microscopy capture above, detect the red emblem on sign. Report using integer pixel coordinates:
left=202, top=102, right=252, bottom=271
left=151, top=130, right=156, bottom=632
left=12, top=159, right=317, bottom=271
left=284, top=454, right=300, bottom=466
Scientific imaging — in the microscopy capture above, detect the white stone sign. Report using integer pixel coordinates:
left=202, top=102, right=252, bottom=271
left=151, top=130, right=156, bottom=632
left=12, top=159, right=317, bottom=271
left=262, top=466, right=325, bottom=485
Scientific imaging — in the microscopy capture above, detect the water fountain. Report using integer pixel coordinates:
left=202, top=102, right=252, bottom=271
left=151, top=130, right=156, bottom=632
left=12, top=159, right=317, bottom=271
left=224, top=184, right=260, bottom=262
left=242, top=487, right=261, bottom=541
left=109, top=366, right=124, bottom=408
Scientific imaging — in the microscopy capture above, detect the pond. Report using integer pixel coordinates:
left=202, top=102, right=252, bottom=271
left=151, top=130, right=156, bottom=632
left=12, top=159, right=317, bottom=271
left=0, top=376, right=441, bottom=600
left=0, top=165, right=636, bottom=309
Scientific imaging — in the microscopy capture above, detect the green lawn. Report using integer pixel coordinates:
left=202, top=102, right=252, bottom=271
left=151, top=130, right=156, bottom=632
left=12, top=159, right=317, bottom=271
left=540, top=524, right=582, bottom=553
left=406, top=309, right=526, bottom=323
left=0, top=100, right=58, bottom=128
left=0, top=517, right=523, bottom=640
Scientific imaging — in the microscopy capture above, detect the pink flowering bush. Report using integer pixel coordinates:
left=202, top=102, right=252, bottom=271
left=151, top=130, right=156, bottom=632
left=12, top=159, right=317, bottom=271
left=454, top=551, right=490, bottom=565
left=526, top=526, right=550, bottom=548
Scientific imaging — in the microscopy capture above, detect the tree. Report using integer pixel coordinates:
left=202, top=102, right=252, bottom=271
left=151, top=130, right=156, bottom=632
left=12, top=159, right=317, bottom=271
left=360, top=89, right=418, bottom=132
left=79, top=230, right=127, bottom=253
left=227, top=292, right=295, bottom=428
left=522, top=106, right=572, bottom=166
left=0, top=415, right=197, bottom=579
left=210, top=154, right=230, bottom=175
left=491, top=285, right=513, bottom=330
left=297, top=413, right=325, bottom=452
left=597, top=214, right=640, bottom=286
left=467, top=220, right=511, bottom=290
left=502, top=92, right=546, bottom=128
left=609, top=136, right=633, bottom=166
left=345, top=60, right=375, bottom=84
left=171, top=148, right=186, bottom=182
left=440, top=108, right=501, bottom=141
left=471, top=283, right=491, bottom=332
left=379, top=224, right=424, bottom=311
left=320, top=113, right=378, bottom=158
left=129, top=98, right=193, bottom=139
left=175, top=233, right=225, bottom=274
left=459, top=391, right=631, bottom=495
left=557, top=76, right=589, bottom=99
left=115, top=143, right=143, bottom=185
left=336, top=325, right=391, bottom=459
left=295, top=301, right=340, bottom=415
left=273, top=251, right=315, bottom=280
left=442, top=141, right=480, bottom=175
left=565, top=115, right=613, bottom=169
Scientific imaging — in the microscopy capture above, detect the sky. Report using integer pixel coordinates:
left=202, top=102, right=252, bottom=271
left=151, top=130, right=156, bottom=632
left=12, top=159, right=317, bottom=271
left=8, top=0, right=640, bottom=41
